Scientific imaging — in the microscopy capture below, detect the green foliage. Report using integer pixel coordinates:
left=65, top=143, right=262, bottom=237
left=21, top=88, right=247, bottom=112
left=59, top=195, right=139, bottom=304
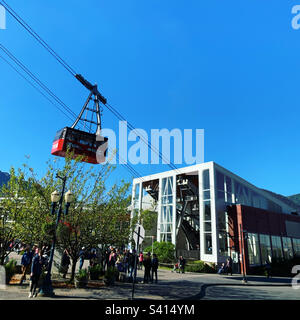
left=89, top=264, right=103, bottom=280
left=4, top=259, right=17, bottom=284
left=75, top=268, right=88, bottom=281
left=104, top=267, right=119, bottom=282
left=185, top=260, right=216, bottom=273
left=144, top=241, right=175, bottom=263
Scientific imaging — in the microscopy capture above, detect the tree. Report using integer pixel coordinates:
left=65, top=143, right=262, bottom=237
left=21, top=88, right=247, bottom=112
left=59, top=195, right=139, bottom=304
left=0, top=151, right=132, bottom=282
left=0, top=167, right=29, bottom=265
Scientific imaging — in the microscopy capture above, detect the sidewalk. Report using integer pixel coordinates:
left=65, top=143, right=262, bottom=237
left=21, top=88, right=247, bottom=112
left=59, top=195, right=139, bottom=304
left=0, top=268, right=295, bottom=300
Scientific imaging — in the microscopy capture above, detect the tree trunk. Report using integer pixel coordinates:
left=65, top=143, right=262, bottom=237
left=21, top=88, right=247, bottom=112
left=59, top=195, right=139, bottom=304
left=70, top=258, right=77, bottom=282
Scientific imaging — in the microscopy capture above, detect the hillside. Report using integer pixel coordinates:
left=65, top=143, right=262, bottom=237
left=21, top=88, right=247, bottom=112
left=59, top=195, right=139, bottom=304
left=288, top=194, right=300, bottom=206
left=0, top=171, right=10, bottom=187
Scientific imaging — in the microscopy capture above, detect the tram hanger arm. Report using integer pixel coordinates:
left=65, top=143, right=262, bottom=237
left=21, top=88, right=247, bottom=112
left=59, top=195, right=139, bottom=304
left=75, top=74, right=107, bottom=105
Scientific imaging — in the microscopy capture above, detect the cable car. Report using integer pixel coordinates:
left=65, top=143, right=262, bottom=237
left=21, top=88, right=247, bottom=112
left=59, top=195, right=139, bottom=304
left=51, top=127, right=108, bottom=164
left=51, top=75, right=108, bottom=164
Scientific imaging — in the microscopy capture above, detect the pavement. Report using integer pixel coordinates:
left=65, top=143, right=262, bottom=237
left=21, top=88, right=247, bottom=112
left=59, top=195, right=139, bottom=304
left=0, top=267, right=299, bottom=300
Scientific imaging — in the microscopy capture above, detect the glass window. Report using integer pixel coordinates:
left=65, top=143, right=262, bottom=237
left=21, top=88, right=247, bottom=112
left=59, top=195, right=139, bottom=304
left=292, top=238, right=300, bottom=257
left=204, top=233, right=212, bottom=254
left=271, top=236, right=283, bottom=260
left=203, top=170, right=210, bottom=190
left=259, top=234, right=272, bottom=263
left=218, top=231, right=228, bottom=256
left=204, top=201, right=211, bottom=221
left=160, top=177, right=174, bottom=243
left=247, top=233, right=261, bottom=265
left=282, top=237, right=293, bottom=260
left=216, top=171, right=224, bottom=192
left=133, top=184, right=140, bottom=209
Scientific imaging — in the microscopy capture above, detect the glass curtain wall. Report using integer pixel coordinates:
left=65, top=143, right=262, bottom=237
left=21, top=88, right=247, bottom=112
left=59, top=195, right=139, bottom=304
left=282, top=237, right=293, bottom=260
left=271, top=236, right=283, bottom=259
left=259, top=234, right=272, bottom=263
left=160, top=177, right=174, bottom=243
left=203, top=169, right=212, bottom=254
left=247, top=233, right=261, bottom=265
left=292, top=238, right=300, bottom=257
left=215, top=170, right=232, bottom=256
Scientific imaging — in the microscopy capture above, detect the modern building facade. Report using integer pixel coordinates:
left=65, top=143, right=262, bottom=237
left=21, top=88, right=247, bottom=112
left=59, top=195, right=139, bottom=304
left=131, top=162, right=300, bottom=272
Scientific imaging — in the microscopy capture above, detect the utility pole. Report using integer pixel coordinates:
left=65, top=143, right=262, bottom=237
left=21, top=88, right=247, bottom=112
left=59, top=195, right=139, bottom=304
left=239, top=223, right=247, bottom=284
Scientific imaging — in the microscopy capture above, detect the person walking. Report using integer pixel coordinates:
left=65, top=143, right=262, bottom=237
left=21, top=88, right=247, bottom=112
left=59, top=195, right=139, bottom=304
left=225, top=257, right=233, bottom=275
left=20, top=246, right=32, bottom=284
left=143, top=252, right=152, bottom=283
left=60, top=249, right=71, bottom=279
left=109, top=249, right=117, bottom=268
left=79, top=247, right=85, bottom=271
left=265, top=260, right=272, bottom=278
left=179, top=256, right=186, bottom=274
left=29, top=248, right=43, bottom=298
left=151, top=253, right=159, bottom=283
left=138, top=252, right=144, bottom=270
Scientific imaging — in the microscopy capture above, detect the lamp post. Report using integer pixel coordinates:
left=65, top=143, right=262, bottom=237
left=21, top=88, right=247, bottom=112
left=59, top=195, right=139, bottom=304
left=239, top=224, right=248, bottom=284
left=39, top=175, right=73, bottom=297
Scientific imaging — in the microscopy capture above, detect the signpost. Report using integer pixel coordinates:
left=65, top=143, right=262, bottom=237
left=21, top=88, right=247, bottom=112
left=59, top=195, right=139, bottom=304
left=131, top=224, right=145, bottom=300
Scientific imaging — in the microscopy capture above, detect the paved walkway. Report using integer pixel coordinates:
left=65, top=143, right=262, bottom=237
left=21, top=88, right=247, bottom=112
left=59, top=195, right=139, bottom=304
left=0, top=268, right=298, bottom=300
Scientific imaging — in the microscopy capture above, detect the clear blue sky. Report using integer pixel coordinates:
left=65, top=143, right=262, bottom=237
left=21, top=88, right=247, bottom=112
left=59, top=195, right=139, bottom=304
left=0, top=0, right=300, bottom=196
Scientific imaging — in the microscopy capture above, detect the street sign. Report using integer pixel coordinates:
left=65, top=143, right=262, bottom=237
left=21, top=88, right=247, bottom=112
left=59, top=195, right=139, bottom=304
left=133, top=224, right=145, bottom=245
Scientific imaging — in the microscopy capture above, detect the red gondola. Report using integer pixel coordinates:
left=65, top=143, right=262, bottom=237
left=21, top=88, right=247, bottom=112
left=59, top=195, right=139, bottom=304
left=51, top=74, right=108, bottom=164
left=51, top=127, right=108, bottom=164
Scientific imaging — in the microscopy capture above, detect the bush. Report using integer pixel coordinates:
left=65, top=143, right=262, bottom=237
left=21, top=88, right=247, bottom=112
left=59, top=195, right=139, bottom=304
left=144, top=241, right=175, bottom=263
left=4, top=259, right=17, bottom=284
left=185, top=260, right=216, bottom=273
left=104, top=267, right=119, bottom=286
left=75, top=268, right=88, bottom=281
left=270, top=256, right=300, bottom=277
left=89, top=264, right=103, bottom=280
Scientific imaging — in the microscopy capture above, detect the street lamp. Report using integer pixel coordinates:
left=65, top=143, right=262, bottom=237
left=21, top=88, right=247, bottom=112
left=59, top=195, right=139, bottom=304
left=39, top=175, right=72, bottom=297
left=239, top=224, right=248, bottom=284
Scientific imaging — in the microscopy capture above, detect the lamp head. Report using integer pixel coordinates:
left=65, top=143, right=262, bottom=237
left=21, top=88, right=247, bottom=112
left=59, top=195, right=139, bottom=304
left=65, top=190, right=73, bottom=204
left=51, top=190, right=60, bottom=203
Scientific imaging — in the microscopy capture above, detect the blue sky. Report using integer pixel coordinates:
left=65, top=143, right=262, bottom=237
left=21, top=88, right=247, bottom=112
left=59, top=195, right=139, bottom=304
left=0, top=0, right=300, bottom=196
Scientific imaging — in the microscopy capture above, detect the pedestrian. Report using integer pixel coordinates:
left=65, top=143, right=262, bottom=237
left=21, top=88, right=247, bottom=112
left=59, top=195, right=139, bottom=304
left=138, top=251, right=144, bottom=270
left=265, top=260, right=272, bottom=278
left=143, top=252, right=152, bottom=283
left=217, top=263, right=226, bottom=275
left=123, top=249, right=129, bottom=275
left=89, top=249, right=97, bottom=267
left=79, top=247, right=85, bottom=271
left=29, top=248, right=43, bottom=298
left=109, top=249, right=117, bottom=268
left=151, top=253, right=159, bottom=283
left=225, top=257, right=233, bottom=275
left=179, top=256, right=186, bottom=274
left=60, top=249, right=71, bottom=279
left=20, top=246, right=32, bottom=284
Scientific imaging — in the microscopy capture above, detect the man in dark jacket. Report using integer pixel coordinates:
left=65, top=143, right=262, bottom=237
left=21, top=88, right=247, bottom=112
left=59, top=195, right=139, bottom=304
left=61, top=249, right=71, bottom=278
left=20, top=246, right=32, bottom=284
left=143, top=252, right=152, bottom=283
left=29, top=248, right=43, bottom=298
left=151, top=253, right=159, bottom=283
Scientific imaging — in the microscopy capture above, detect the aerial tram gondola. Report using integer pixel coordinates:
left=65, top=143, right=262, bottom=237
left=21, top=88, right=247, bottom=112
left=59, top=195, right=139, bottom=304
left=51, top=74, right=108, bottom=164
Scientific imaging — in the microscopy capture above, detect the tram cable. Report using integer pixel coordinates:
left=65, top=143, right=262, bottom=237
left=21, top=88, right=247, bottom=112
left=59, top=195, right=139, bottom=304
left=0, top=44, right=144, bottom=178
left=1, top=1, right=180, bottom=175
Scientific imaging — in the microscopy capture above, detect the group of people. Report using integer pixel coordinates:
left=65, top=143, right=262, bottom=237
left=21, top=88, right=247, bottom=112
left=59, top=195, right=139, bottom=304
left=20, top=245, right=50, bottom=298
left=217, top=257, right=233, bottom=275
left=172, top=256, right=186, bottom=273
left=101, top=247, right=159, bottom=284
